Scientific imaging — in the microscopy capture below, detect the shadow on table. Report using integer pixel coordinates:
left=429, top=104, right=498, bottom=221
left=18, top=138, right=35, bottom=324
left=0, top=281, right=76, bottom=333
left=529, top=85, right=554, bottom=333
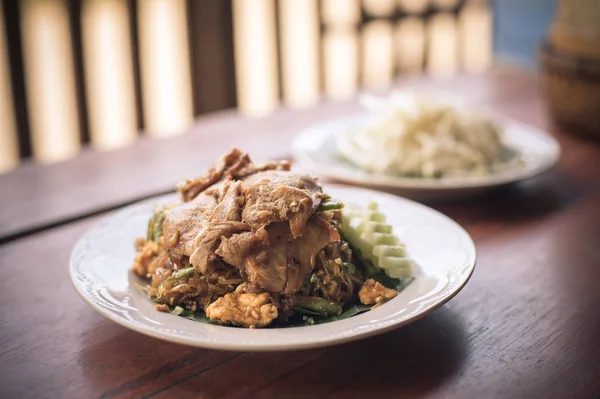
left=76, top=306, right=467, bottom=398
left=428, top=170, right=584, bottom=226
left=247, top=306, right=469, bottom=398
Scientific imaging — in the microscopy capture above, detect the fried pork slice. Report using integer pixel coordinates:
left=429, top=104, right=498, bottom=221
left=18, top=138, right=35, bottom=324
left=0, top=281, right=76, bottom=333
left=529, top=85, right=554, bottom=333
left=177, top=149, right=251, bottom=202
left=162, top=191, right=218, bottom=259
left=215, top=229, right=270, bottom=269
left=358, top=279, right=398, bottom=305
left=164, top=148, right=332, bottom=283
left=188, top=181, right=249, bottom=273
left=205, top=292, right=278, bottom=328
left=165, top=170, right=329, bottom=276
left=177, top=148, right=291, bottom=202
left=241, top=170, right=325, bottom=238
left=164, top=181, right=250, bottom=273
left=217, top=218, right=338, bottom=295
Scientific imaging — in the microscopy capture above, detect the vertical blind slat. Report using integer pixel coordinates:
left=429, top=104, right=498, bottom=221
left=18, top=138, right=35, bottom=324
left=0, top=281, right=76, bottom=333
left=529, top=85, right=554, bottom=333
left=397, top=0, right=429, bottom=14
left=322, top=0, right=359, bottom=100
left=82, top=0, right=137, bottom=149
left=362, top=20, right=395, bottom=88
left=232, top=0, right=279, bottom=117
left=431, top=0, right=460, bottom=10
left=321, top=0, right=361, bottom=26
left=3, top=0, right=495, bottom=170
left=138, top=0, right=193, bottom=136
left=395, top=17, right=426, bottom=74
left=279, top=0, right=320, bottom=108
left=362, top=0, right=397, bottom=17
left=21, top=0, right=81, bottom=163
left=0, top=1, right=19, bottom=173
left=188, top=1, right=236, bottom=115
left=426, top=12, right=459, bottom=76
left=323, top=28, right=359, bottom=100
left=459, top=0, right=492, bottom=72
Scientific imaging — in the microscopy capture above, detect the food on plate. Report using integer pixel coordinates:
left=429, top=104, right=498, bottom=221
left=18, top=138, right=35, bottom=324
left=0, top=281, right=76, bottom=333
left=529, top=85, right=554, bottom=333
left=132, top=149, right=414, bottom=328
left=337, top=91, right=519, bottom=178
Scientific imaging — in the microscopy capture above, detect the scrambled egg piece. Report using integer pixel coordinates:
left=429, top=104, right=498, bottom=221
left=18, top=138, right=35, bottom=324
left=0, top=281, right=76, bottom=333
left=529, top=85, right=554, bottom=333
left=205, top=292, right=278, bottom=328
left=132, top=239, right=160, bottom=277
left=359, top=279, right=397, bottom=305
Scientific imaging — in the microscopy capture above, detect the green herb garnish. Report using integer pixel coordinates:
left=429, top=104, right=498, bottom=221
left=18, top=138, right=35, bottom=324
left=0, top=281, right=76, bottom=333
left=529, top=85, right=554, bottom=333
left=147, top=207, right=166, bottom=242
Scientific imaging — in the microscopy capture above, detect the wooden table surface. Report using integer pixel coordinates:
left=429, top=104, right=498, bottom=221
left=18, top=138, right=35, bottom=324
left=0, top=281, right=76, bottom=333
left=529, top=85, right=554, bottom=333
left=1, top=69, right=599, bottom=399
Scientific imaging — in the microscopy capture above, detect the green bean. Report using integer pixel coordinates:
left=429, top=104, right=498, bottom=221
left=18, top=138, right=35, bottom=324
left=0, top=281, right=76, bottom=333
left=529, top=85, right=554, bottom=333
left=147, top=207, right=166, bottom=242
left=294, top=296, right=342, bottom=316
left=317, top=200, right=344, bottom=212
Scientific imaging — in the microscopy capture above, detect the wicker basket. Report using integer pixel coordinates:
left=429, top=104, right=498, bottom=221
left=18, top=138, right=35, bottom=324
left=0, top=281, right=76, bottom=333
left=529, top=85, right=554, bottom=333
left=539, top=42, right=600, bottom=139
left=548, top=0, right=600, bottom=60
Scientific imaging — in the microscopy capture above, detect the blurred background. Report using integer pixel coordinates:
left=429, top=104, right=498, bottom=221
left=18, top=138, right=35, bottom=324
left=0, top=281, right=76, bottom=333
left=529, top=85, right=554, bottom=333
left=0, top=0, right=559, bottom=174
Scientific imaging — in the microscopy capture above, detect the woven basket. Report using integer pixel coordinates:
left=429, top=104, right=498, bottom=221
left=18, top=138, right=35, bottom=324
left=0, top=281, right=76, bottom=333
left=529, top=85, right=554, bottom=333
left=539, top=42, right=600, bottom=139
left=548, top=0, right=600, bottom=60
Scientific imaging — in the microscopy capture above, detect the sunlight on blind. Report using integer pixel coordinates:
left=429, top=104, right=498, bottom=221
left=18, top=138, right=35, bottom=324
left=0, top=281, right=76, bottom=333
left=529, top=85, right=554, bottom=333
left=363, top=0, right=396, bottom=17
left=322, top=0, right=360, bottom=25
left=322, top=0, right=359, bottom=100
left=397, top=0, right=429, bottom=14
left=21, top=0, right=80, bottom=163
left=459, top=0, right=492, bottom=72
left=279, top=0, right=320, bottom=108
left=82, top=0, right=137, bottom=149
left=426, top=12, right=458, bottom=76
left=233, top=0, right=279, bottom=117
left=362, top=20, right=394, bottom=88
left=395, top=17, right=425, bottom=74
left=323, top=28, right=358, bottom=100
left=138, top=0, right=193, bottom=136
left=0, top=1, right=18, bottom=173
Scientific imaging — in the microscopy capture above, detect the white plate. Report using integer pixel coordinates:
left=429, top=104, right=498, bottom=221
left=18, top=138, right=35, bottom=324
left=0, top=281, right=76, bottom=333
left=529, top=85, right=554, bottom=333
left=292, top=115, right=561, bottom=201
left=70, top=185, right=476, bottom=351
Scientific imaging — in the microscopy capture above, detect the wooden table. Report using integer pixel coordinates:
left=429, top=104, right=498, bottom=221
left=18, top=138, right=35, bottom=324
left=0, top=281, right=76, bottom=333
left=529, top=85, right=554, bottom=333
left=1, top=69, right=599, bottom=399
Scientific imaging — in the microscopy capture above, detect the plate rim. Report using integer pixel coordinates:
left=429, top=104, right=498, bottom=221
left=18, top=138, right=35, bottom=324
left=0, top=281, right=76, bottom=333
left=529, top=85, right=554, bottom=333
left=291, top=114, right=561, bottom=190
left=69, top=185, right=476, bottom=351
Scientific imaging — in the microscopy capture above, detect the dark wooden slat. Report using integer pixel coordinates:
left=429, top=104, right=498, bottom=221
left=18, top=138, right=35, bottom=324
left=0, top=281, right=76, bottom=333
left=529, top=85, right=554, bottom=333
left=128, top=0, right=145, bottom=131
left=0, top=70, right=541, bottom=241
left=2, top=0, right=31, bottom=158
left=67, top=0, right=91, bottom=145
left=188, top=0, right=237, bottom=114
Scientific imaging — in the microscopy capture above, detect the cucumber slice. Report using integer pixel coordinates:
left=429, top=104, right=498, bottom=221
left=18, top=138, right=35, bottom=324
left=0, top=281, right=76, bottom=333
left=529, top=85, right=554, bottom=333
left=340, top=201, right=414, bottom=280
left=379, top=257, right=413, bottom=279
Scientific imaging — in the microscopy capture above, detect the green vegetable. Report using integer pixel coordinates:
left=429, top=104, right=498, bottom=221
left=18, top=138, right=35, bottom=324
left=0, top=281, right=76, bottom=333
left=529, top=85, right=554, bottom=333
left=293, top=306, right=324, bottom=317
left=317, top=199, right=344, bottom=212
left=168, top=306, right=212, bottom=323
left=294, top=296, right=342, bottom=317
left=147, top=207, right=166, bottom=242
left=286, top=303, right=371, bottom=327
left=342, top=262, right=356, bottom=275
left=340, top=201, right=414, bottom=280
left=167, top=301, right=371, bottom=328
left=329, top=304, right=371, bottom=321
left=163, top=267, right=196, bottom=285
left=367, top=269, right=405, bottom=291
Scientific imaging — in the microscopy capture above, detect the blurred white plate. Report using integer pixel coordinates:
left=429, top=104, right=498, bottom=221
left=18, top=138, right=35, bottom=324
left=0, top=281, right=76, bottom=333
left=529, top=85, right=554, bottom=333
left=70, top=185, right=475, bottom=352
left=292, top=115, right=560, bottom=201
